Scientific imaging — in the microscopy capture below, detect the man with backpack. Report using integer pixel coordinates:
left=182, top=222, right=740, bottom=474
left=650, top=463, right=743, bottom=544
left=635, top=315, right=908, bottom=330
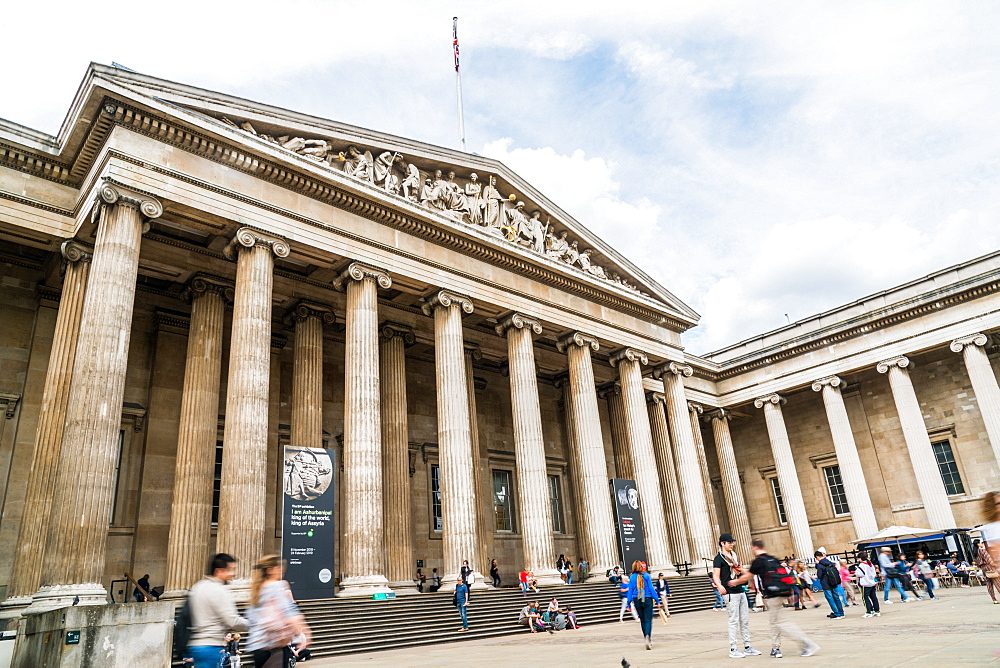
left=731, top=539, right=819, bottom=658
left=815, top=551, right=845, bottom=619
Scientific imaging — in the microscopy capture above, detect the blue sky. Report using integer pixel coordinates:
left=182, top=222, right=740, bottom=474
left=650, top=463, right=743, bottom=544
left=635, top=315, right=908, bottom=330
left=6, top=1, right=1000, bottom=353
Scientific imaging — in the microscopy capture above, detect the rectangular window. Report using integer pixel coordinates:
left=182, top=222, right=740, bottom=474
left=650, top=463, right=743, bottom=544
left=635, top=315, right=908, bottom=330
left=212, top=441, right=223, bottom=525
left=493, top=470, right=514, bottom=532
left=770, top=477, right=787, bottom=525
left=932, top=441, right=965, bottom=495
left=548, top=475, right=564, bottom=533
left=431, top=465, right=443, bottom=531
left=823, top=465, right=851, bottom=516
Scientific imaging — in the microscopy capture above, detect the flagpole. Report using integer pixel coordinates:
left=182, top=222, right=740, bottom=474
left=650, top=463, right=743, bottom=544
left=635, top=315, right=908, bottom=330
left=453, top=16, right=467, bottom=152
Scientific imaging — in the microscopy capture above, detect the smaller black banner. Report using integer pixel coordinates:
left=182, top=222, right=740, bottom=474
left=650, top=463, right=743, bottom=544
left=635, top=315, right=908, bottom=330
left=611, top=478, right=648, bottom=567
left=282, top=446, right=336, bottom=600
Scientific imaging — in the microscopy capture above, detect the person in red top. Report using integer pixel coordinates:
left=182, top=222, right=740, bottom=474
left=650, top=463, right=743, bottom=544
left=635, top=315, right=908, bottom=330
left=519, top=570, right=529, bottom=595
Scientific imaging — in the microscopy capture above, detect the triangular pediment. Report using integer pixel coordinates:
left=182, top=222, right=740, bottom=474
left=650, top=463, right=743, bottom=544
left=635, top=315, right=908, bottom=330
left=9, top=63, right=700, bottom=328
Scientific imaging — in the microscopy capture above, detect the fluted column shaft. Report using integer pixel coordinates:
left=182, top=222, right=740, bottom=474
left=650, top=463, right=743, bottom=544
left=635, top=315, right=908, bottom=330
left=558, top=333, right=617, bottom=579
left=290, top=303, right=332, bottom=449
left=755, top=395, right=813, bottom=560
left=465, top=347, right=491, bottom=581
left=163, top=278, right=229, bottom=596
left=337, top=263, right=391, bottom=595
left=35, top=184, right=161, bottom=609
left=709, top=411, right=752, bottom=552
left=604, top=386, right=634, bottom=481
left=658, top=363, right=714, bottom=571
left=952, top=334, right=1000, bottom=468
left=811, top=377, right=878, bottom=538
left=380, top=324, right=414, bottom=587
left=647, top=394, right=690, bottom=568
left=497, top=315, right=559, bottom=582
left=1, top=242, right=92, bottom=614
left=877, top=357, right=956, bottom=529
left=217, top=229, right=288, bottom=590
left=688, top=403, right=720, bottom=539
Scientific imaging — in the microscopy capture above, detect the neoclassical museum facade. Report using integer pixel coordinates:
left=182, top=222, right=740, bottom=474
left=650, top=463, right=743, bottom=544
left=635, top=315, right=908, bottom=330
left=1, top=65, right=999, bottom=616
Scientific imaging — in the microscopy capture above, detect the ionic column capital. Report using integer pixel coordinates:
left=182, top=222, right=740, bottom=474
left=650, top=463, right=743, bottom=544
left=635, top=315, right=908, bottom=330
left=652, top=361, right=693, bottom=379
left=495, top=312, right=542, bottom=337
left=379, top=321, right=416, bottom=345
left=811, top=375, right=844, bottom=392
left=60, top=240, right=93, bottom=265
left=92, top=180, right=163, bottom=224
left=708, top=408, right=734, bottom=422
left=183, top=274, right=235, bottom=304
left=753, top=393, right=785, bottom=409
left=332, top=261, right=392, bottom=291
left=463, top=344, right=482, bottom=360
left=687, top=401, right=704, bottom=415
left=420, top=289, right=474, bottom=317
left=950, top=333, right=989, bottom=353
left=608, top=347, right=648, bottom=367
left=223, top=226, right=291, bottom=261
left=646, top=391, right=666, bottom=407
left=285, top=300, right=335, bottom=326
left=597, top=381, right=622, bottom=400
left=876, top=355, right=912, bottom=374
left=555, top=331, right=600, bottom=353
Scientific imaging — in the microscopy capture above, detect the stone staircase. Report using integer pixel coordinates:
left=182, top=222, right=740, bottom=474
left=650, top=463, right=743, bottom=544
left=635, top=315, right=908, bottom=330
left=297, top=576, right=716, bottom=658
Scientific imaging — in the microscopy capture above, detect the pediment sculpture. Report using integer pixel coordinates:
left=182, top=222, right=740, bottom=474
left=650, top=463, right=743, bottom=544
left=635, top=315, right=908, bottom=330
left=220, top=117, right=648, bottom=296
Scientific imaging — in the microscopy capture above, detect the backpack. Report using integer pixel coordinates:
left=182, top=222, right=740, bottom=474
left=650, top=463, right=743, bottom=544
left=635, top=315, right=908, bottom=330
left=172, top=596, right=193, bottom=660
left=821, top=561, right=842, bottom=588
left=760, top=555, right=795, bottom=597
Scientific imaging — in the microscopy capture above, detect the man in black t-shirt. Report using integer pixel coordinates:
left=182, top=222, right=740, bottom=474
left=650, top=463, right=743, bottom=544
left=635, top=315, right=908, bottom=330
left=731, top=539, right=819, bottom=658
left=711, top=533, right=761, bottom=659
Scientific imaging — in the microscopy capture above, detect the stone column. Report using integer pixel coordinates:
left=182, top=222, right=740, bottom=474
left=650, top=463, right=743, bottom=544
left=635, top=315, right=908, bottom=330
left=811, top=376, right=879, bottom=538
left=655, top=362, right=714, bottom=573
left=754, top=394, right=813, bottom=560
left=0, top=242, right=92, bottom=617
left=707, top=409, right=752, bottom=552
left=215, top=228, right=289, bottom=594
left=647, top=393, right=691, bottom=569
left=162, top=275, right=232, bottom=599
left=422, top=290, right=482, bottom=591
left=876, top=356, right=957, bottom=529
left=379, top=322, right=415, bottom=590
left=688, top=402, right=720, bottom=539
left=465, top=345, right=492, bottom=584
left=951, top=334, right=1000, bottom=468
left=600, top=383, right=633, bottom=481
left=334, top=262, right=393, bottom=596
left=611, top=348, right=677, bottom=576
left=557, top=332, right=618, bottom=580
left=496, top=313, right=560, bottom=584
left=32, top=183, right=161, bottom=610
left=289, top=301, right=334, bottom=449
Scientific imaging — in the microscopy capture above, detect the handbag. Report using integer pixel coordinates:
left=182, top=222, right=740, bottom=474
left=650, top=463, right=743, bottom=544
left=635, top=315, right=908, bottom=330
left=256, top=583, right=296, bottom=649
left=986, top=570, right=999, bottom=579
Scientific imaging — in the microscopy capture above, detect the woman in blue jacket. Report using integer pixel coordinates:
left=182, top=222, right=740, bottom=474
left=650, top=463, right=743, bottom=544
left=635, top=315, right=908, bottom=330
left=626, top=560, right=657, bottom=650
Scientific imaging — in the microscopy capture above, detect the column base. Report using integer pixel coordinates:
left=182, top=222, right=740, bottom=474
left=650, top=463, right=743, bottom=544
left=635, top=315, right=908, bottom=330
left=648, top=564, right=680, bottom=578
left=335, top=574, right=392, bottom=599
left=527, top=568, right=564, bottom=587
left=157, top=588, right=189, bottom=602
left=683, top=564, right=710, bottom=577
left=24, top=584, right=108, bottom=615
left=0, top=595, right=32, bottom=628
left=387, top=580, right=420, bottom=594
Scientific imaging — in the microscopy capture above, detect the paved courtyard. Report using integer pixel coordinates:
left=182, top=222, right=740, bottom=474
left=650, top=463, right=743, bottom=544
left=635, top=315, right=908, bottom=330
left=315, top=587, right=999, bottom=667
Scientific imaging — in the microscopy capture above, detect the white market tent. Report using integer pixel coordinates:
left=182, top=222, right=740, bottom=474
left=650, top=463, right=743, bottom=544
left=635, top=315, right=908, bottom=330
left=849, top=526, right=941, bottom=544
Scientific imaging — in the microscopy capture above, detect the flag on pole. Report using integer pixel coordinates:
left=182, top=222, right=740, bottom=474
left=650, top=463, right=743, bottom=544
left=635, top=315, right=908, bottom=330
left=453, top=17, right=461, bottom=73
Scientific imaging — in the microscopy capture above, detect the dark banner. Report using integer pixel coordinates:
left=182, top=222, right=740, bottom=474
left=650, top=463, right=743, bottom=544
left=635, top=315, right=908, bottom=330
left=282, top=445, right=336, bottom=600
left=611, top=478, right=647, bottom=567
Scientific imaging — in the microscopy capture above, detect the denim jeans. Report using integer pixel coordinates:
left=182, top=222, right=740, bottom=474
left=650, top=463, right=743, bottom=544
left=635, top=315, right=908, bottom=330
left=823, top=587, right=844, bottom=616
left=188, top=645, right=226, bottom=668
left=458, top=603, right=469, bottom=629
left=883, top=576, right=909, bottom=601
left=922, top=575, right=937, bottom=598
left=634, top=597, right=654, bottom=638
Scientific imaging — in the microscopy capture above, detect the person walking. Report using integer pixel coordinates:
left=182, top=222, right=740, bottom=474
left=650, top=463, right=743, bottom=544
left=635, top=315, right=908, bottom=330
left=460, top=559, right=474, bottom=599
left=732, top=539, right=818, bottom=658
left=712, top=533, right=761, bottom=659
left=414, top=568, right=426, bottom=593
left=856, top=557, right=880, bottom=618
left=490, top=559, right=502, bottom=588
left=838, top=560, right=858, bottom=606
left=618, top=575, right=639, bottom=623
left=976, top=490, right=1000, bottom=603
left=578, top=558, right=589, bottom=582
left=626, top=560, right=657, bottom=650
left=245, top=554, right=311, bottom=668
left=896, top=553, right=924, bottom=600
left=914, top=551, right=938, bottom=600
left=455, top=576, right=470, bottom=631
left=878, top=547, right=909, bottom=602
left=974, top=540, right=1000, bottom=603
left=187, top=553, right=249, bottom=668
left=815, top=551, right=845, bottom=619
left=429, top=568, right=442, bottom=592
left=654, top=572, right=672, bottom=618
left=793, top=561, right=819, bottom=608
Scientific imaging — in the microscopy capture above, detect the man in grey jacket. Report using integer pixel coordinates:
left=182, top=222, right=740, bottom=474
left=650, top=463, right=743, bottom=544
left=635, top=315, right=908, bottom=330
left=878, top=546, right=910, bottom=603
left=187, top=553, right=249, bottom=667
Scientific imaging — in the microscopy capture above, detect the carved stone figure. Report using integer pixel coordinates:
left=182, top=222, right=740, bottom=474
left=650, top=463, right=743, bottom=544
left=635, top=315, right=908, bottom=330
left=419, top=178, right=442, bottom=210
left=342, top=146, right=373, bottom=181
left=545, top=230, right=570, bottom=260
left=443, top=171, right=468, bottom=213
left=579, top=249, right=607, bottom=279
left=505, top=201, right=529, bottom=242
left=482, top=176, right=504, bottom=231
left=465, top=173, right=483, bottom=225
left=299, top=139, right=330, bottom=161
left=374, top=151, right=398, bottom=190
left=523, top=211, right=546, bottom=253
left=564, top=241, right=580, bottom=267
left=401, top=163, right=421, bottom=201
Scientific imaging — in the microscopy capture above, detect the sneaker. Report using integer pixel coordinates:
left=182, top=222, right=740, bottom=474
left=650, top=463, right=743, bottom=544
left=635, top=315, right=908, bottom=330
left=730, top=648, right=746, bottom=659
left=884, top=600, right=893, bottom=604
left=826, top=613, right=836, bottom=618
left=770, top=648, right=783, bottom=658
left=899, top=598, right=908, bottom=603
left=744, top=646, right=762, bottom=656
left=861, top=613, right=873, bottom=618
left=874, top=612, right=881, bottom=616
left=834, top=615, right=846, bottom=620
left=800, top=643, right=820, bottom=657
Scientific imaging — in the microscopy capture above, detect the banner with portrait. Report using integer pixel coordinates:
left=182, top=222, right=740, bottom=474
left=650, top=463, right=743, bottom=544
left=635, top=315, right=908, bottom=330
left=281, top=445, right=336, bottom=600
left=611, top=478, right=648, bottom=567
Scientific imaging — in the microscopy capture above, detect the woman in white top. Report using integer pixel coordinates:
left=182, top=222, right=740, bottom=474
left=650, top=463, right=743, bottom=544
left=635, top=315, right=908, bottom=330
left=856, top=558, right=880, bottom=618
